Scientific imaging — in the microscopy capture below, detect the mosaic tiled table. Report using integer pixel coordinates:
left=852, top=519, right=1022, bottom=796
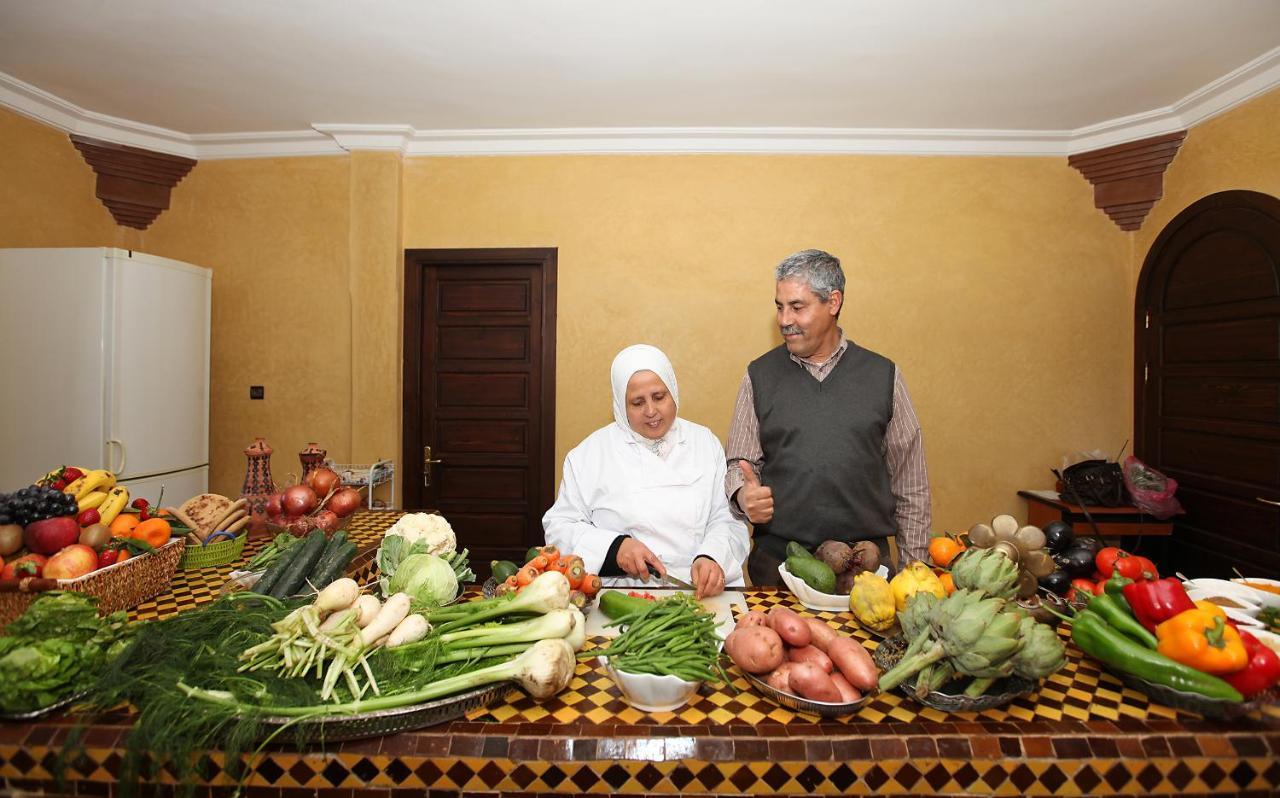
left=2, top=511, right=1278, bottom=797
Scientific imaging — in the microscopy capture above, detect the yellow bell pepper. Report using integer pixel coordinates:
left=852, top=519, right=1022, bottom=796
left=1155, top=607, right=1247, bottom=675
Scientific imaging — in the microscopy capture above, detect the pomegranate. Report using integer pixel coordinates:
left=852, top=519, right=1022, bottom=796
left=24, top=516, right=80, bottom=555
left=45, top=544, right=99, bottom=579
left=281, top=485, right=318, bottom=517
left=327, top=487, right=362, bottom=518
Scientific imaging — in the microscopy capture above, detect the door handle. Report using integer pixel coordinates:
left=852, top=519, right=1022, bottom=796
left=1258, top=497, right=1280, bottom=507
left=106, top=439, right=126, bottom=476
left=423, top=445, right=443, bottom=488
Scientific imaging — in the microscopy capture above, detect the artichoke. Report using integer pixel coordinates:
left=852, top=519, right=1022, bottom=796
left=877, top=590, right=1018, bottom=692
left=964, top=614, right=1065, bottom=696
left=914, top=660, right=956, bottom=698
left=898, top=591, right=939, bottom=641
left=950, top=547, right=1019, bottom=599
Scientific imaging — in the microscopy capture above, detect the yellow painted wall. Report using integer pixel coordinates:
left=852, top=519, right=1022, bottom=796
left=1135, top=87, right=1280, bottom=275
left=402, top=154, right=1132, bottom=529
left=0, top=108, right=124, bottom=247
left=136, top=156, right=356, bottom=498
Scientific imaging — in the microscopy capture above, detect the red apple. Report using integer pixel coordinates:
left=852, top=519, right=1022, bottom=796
left=24, top=516, right=80, bottom=555
left=45, top=544, right=98, bottom=579
left=1, top=553, right=47, bottom=579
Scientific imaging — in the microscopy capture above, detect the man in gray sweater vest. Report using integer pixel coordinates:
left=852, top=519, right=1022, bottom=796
left=725, top=249, right=933, bottom=586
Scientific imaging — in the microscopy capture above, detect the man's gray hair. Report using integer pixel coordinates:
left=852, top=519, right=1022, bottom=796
left=774, top=249, right=845, bottom=302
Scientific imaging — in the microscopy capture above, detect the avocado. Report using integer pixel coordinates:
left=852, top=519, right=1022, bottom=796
left=786, top=554, right=837, bottom=594
left=785, top=540, right=815, bottom=561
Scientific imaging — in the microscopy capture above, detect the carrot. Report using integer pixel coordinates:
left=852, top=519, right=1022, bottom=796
left=529, top=555, right=550, bottom=573
left=515, top=565, right=538, bottom=587
left=504, top=575, right=519, bottom=589
left=566, top=562, right=586, bottom=590
left=540, top=545, right=561, bottom=566
left=580, top=573, right=601, bottom=597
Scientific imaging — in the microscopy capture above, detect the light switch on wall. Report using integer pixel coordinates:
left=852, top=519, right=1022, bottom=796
left=250, top=385, right=264, bottom=400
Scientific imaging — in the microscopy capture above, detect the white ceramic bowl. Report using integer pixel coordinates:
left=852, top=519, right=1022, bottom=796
left=777, top=563, right=850, bottom=612
left=1184, top=586, right=1262, bottom=617
left=599, top=656, right=699, bottom=713
left=1231, top=577, right=1280, bottom=609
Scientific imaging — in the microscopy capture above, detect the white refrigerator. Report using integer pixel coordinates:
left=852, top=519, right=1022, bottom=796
left=0, top=248, right=210, bottom=503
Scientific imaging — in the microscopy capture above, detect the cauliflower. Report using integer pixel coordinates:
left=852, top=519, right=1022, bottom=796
left=384, top=512, right=456, bottom=556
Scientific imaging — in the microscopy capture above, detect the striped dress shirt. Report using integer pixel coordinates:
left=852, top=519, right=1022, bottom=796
left=724, top=332, right=933, bottom=565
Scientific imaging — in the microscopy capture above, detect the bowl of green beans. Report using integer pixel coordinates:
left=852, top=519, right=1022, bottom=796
left=598, top=656, right=700, bottom=713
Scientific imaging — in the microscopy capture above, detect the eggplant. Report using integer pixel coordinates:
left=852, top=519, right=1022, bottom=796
left=1054, top=546, right=1097, bottom=577
left=1071, top=536, right=1103, bottom=557
left=1042, top=520, right=1074, bottom=553
left=1038, top=568, right=1072, bottom=596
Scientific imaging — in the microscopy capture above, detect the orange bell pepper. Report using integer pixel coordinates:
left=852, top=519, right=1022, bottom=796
left=1155, top=606, right=1248, bottom=675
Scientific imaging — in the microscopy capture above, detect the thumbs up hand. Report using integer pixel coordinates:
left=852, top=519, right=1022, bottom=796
left=738, top=461, right=774, bottom=525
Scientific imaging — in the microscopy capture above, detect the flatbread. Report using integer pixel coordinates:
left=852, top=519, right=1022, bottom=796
left=179, top=493, right=234, bottom=536
left=210, top=498, right=248, bottom=532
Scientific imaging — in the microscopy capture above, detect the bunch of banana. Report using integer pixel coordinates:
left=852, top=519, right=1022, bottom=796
left=98, top=486, right=131, bottom=526
left=64, top=469, right=116, bottom=501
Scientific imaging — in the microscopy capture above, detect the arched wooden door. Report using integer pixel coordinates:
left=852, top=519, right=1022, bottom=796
left=1136, top=190, right=1280, bottom=577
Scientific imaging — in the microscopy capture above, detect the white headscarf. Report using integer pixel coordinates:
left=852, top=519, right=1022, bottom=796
left=610, top=344, right=680, bottom=458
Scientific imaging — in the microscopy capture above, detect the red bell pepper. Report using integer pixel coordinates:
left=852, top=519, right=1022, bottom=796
left=1123, top=577, right=1195, bottom=633
left=1223, top=630, right=1280, bottom=697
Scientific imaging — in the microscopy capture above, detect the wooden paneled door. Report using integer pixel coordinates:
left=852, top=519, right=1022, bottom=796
left=403, top=249, right=556, bottom=574
left=1136, top=191, right=1280, bottom=577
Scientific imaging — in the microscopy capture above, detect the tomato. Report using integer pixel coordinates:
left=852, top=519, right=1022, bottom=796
left=1131, top=555, right=1162, bottom=581
left=1067, top=578, right=1096, bottom=603
left=1095, top=547, right=1128, bottom=578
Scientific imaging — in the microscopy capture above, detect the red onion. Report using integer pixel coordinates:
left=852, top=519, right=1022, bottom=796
left=305, top=467, right=341, bottom=499
left=282, top=485, right=318, bottom=517
left=327, top=487, right=362, bottom=518
left=266, top=493, right=283, bottom=518
left=314, top=509, right=339, bottom=533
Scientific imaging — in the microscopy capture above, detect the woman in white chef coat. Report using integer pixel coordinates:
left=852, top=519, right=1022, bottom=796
left=543, top=344, right=749, bottom=598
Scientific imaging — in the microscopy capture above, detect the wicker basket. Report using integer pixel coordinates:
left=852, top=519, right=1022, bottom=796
left=871, top=634, right=1038, bottom=712
left=0, top=539, right=185, bottom=631
left=178, top=533, right=248, bottom=570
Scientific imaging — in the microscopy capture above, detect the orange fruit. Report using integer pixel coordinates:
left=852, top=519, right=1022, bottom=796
left=110, top=514, right=140, bottom=536
left=928, top=535, right=966, bottom=568
left=939, top=572, right=956, bottom=595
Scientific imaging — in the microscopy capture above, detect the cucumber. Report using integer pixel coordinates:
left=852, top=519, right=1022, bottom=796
left=251, top=540, right=302, bottom=595
left=598, top=590, right=657, bottom=620
left=270, top=530, right=327, bottom=598
left=311, top=531, right=348, bottom=575
left=310, top=542, right=357, bottom=589
left=786, top=554, right=836, bottom=595
left=786, top=541, right=815, bottom=561
left=491, top=560, right=520, bottom=582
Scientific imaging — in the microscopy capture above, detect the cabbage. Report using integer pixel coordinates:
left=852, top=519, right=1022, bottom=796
left=387, top=553, right=459, bottom=607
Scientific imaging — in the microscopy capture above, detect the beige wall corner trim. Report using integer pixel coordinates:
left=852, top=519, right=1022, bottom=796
left=1068, top=131, right=1186, bottom=232
left=70, top=135, right=196, bottom=230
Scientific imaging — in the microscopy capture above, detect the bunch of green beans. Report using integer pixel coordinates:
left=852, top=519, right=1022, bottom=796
left=600, top=593, right=729, bottom=683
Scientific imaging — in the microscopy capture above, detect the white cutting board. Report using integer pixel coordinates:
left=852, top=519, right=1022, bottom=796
left=584, top=588, right=746, bottom=640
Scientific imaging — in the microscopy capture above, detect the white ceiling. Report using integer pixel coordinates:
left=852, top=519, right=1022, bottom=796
left=1, top=0, right=1278, bottom=158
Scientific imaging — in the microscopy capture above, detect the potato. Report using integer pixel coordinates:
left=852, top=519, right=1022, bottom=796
left=788, top=644, right=834, bottom=674
left=736, top=610, right=769, bottom=629
left=724, top=625, right=785, bottom=674
left=830, top=672, right=862, bottom=703
left=788, top=661, right=843, bottom=703
left=764, top=662, right=799, bottom=692
left=767, top=605, right=812, bottom=647
left=804, top=618, right=838, bottom=652
left=826, top=636, right=878, bottom=692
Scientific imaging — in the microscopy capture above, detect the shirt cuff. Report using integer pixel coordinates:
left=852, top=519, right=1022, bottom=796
left=599, top=535, right=630, bottom=578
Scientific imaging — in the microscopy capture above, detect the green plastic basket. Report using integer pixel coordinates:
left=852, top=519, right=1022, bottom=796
left=178, top=533, right=248, bottom=570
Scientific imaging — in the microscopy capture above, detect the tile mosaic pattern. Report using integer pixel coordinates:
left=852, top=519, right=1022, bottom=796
left=3, top=511, right=1278, bottom=797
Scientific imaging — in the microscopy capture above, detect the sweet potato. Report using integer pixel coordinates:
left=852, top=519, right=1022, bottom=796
left=767, top=605, right=812, bottom=647
left=736, top=610, right=769, bottom=629
left=804, top=618, right=839, bottom=652
left=788, top=644, right=834, bottom=674
left=788, top=661, right=843, bottom=703
left=830, top=672, right=862, bottom=703
left=724, top=625, right=785, bottom=674
left=764, top=662, right=798, bottom=692
left=826, top=636, right=878, bottom=691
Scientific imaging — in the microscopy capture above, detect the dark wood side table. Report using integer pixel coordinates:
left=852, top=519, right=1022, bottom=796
left=1018, top=489, right=1173, bottom=560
